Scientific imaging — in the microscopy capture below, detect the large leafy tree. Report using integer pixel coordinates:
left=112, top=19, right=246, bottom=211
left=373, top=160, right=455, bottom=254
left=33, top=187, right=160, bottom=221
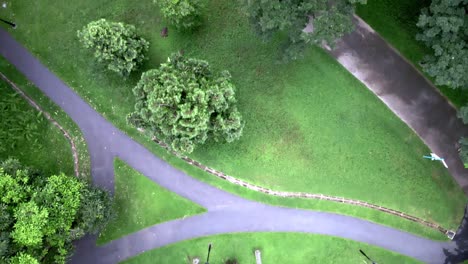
left=0, top=159, right=113, bottom=263
left=155, top=0, right=204, bottom=30
left=244, top=0, right=366, bottom=61
left=77, top=19, right=149, bottom=76
left=416, top=0, right=468, bottom=89
left=128, top=53, right=244, bottom=154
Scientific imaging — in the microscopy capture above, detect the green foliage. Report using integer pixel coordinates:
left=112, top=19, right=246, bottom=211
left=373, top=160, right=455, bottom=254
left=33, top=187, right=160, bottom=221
left=244, top=0, right=366, bottom=61
left=0, top=159, right=113, bottom=263
left=458, top=105, right=468, bottom=124
left=458, top=106, right=468, bottom=167
left=76, top=184, right=114, bottom=235
left=155, top=0, right=204, bottom=30
left=416, top=0, right=468, bottom=89
left=128, top=53, right=244, bottom=154
left=0, top=91, right=42, bottom=153
left=0, top=231, right=10, bottom=260
left=11, top=201, right=48, bottom=247
left=459, top=137, right=468, bottom=168
left=9, top=252, right=40, bottom=264
left=77, top=19, right=149, bottom=76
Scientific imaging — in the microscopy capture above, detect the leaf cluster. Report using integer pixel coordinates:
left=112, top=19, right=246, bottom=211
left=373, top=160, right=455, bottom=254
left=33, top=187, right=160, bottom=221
left=77, top=19, right=149, bottom=76
left=155, top=0, right=205, bottom=30
left=0, top=159, right=113, bottom=263
left=128, top=53, right=244, bottom=154
left=416, top=0, right=468, bottom=89
left=244, top=0, right=366, bottom=61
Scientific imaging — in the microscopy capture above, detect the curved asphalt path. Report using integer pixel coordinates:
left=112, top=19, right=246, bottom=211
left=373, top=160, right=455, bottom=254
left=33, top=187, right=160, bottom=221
left=0, top=28, right=464, bottom=263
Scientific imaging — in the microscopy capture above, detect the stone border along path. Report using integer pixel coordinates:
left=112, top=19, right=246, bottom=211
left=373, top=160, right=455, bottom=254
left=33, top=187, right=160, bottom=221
left=0, top=72, right=81, bottom=178
left=1, top=27, right=466, bottom=264
left=150, top=136, right=451, bottom=235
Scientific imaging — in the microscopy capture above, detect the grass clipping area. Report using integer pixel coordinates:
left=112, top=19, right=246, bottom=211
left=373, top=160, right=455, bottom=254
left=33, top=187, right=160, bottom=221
left=97, top=159, right=206, bottom=244
left=5, top=0, right=466, bottom=234
left=124, top=233, right=420, bottom=264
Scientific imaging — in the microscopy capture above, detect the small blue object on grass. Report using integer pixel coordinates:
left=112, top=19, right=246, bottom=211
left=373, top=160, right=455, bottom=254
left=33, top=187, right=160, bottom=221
left=423, top=153, right=448, bottom=168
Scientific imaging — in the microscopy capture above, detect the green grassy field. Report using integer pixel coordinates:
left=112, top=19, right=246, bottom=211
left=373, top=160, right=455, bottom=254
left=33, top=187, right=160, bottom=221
left=124, top=233, right=420, bottom=264
left=356, top=0, right=468, bottom=107
left=0, top=57, right=91, bottom=178
left=0, top=78, right=74, bottom=176
left=3, top=0, right=466, bottom=236
left=97, top=159, right=206, bottom=244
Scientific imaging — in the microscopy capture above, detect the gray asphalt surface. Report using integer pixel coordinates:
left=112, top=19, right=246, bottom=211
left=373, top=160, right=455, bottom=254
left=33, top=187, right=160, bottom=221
left=0, top=25, right=465, bottom=264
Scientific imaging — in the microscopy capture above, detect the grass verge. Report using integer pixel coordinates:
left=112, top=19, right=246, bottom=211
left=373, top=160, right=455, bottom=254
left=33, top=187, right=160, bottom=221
left=0, top=57, right=91, bottom=178
left=97, top=159, right=206, bottom=244
left=124, top=232, right=420, bottom=264
left=0, top=68, right=77, bottom=177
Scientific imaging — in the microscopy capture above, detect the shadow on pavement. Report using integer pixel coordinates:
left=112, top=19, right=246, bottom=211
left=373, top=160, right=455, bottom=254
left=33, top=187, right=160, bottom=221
left=445, top=204, right=468, bottom=264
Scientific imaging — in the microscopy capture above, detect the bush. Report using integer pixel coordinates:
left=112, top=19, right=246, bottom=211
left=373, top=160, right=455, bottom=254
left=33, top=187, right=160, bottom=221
left=459, top=138, right=468, bottom=168
left=128, top=53, right=244, bottom=154
left=77, top=19, right=149, bottom=76
left=155, top=0, right=204, bottom=30
left=0, top=159, right=113, bottom=263
left=416, top=0, right=468, bottom=89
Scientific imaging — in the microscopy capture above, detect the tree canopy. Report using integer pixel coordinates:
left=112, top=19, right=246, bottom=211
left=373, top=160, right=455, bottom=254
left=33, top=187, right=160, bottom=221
left=244, top=0, right=366, bottom=61
left=77, top=19, right=149, bottom=76
left=0, top=159, right=113, bottom=263
left=155, top=0, right=204, bottom=30
left=416, top=0, right=468, bottom=89
left=128, top=53, right=244, bottom=154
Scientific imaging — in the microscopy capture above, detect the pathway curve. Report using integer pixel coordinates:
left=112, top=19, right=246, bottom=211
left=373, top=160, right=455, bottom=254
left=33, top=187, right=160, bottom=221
left=0, top=27, right=465, bottom=263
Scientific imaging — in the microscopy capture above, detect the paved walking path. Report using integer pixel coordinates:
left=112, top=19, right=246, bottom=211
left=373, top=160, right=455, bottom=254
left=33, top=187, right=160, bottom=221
left=0, top=23, right=466, bottom=263
left=327, top=16, right=468, bottom=193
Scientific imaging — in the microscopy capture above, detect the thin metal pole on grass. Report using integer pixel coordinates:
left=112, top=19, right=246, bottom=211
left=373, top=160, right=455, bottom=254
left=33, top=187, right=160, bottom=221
left=205, top=243, right=212, bottom=264
left=359, top=249, right=377, bottom=264
left=0, top=18, right=16, bottom=28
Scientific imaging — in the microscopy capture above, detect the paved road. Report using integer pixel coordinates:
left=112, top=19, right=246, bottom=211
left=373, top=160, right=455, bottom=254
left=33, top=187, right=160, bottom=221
left=0, top=26, right=465, bottom=263
left=327, top=16, right=468, bottom=194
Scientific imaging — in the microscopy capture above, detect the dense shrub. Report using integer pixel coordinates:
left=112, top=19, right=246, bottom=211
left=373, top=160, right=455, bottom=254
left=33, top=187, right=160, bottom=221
left=416, top=0, right=468, bottom=89
left=155, top=0, right=204, bottom=30
left=128, top=53, right=244, bottom=154
left=77, top=19, right=149, bottom=76
left=0, top=159, right=113, bottom=263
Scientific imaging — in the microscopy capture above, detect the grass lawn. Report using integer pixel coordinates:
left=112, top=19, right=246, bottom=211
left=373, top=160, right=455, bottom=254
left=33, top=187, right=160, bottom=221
left=0, top=57, right=91, bottom=178
left=4, top=0, right=466, bottom=236
left=124, top=233, right=420, bottom=264
left=356, top=0, right=468, bottom=107
left=0, top=77, right=74, bottom=176
left=97, top=159, right=206, bottom=244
